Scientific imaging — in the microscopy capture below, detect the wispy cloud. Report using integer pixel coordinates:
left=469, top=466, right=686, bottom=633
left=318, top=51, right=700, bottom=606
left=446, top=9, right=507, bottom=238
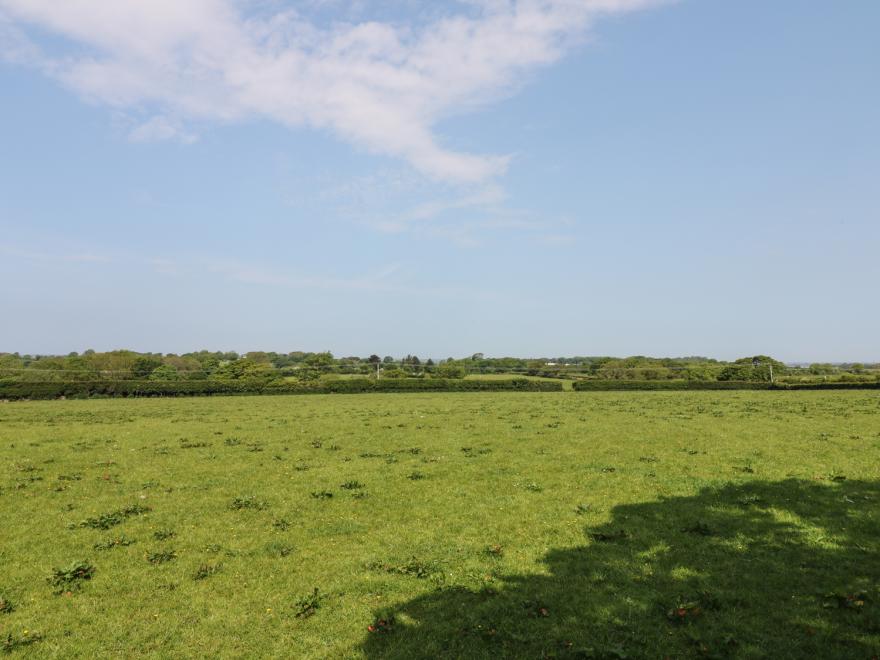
left=0, top=244, right=111, bottom=264
left=201, top=257, right=404, bottom=293
left=0, top=240, right=503, bottom=300
left=188, top=256, right=504, bottom=301
left=272, top=162, right=577, bottom=246
left=374, top=184, right=506, bottom=232
left=0, top=0, right=663, bottom=182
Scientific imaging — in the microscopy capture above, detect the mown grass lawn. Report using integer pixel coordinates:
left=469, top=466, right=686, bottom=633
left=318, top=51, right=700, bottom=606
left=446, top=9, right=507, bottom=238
left=1, top=392, right=878, bottom=658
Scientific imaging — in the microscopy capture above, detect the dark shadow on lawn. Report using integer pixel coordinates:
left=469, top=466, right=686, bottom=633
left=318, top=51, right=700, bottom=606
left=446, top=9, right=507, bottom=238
left=361, top=479, right=880, bottom=659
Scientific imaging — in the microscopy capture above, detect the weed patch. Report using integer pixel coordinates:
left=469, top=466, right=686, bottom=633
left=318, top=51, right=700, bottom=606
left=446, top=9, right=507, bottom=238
left=588, top=529, right=630, bottom=542
left=368, top=557, right=439, bottom=579
left=266, top=541, right=294, bottom=557
left=48, top=560, right=95, bottom=593
left=193, top=564, right=222, bottom=581
left=824, top=592, right=868, bottom=610
left=294, top=588, right=321, bottom=619
left=682, top=521, right=713, bottom=536
left=2, top=632, right=42, bottom=653
left=75, top=504, right=151, bottom=530
left=146, top=550, right=177, bottom=564
left=367, top=615, right=395, bottom=634
left=229, top=496, right=268, bottom=511
left=94, top=535, right=135, bottom=550
left=483, top=544, right=504, bottom=558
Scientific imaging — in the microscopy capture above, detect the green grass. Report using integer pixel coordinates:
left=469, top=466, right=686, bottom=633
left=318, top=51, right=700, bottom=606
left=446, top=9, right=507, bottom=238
left=1, top=391, right=878, bottom=658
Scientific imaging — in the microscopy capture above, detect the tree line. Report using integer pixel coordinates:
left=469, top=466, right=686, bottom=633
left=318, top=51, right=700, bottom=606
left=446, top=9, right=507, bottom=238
left=0, top=350, right=877, bottom=386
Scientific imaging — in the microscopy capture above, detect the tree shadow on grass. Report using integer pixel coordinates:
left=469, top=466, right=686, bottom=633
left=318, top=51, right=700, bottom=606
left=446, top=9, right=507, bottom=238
left=361, top=479, right=880, bottom=659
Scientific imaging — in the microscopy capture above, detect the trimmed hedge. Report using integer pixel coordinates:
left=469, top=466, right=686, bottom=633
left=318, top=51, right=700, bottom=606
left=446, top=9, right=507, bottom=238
left=769, top=381, right=880, bottom=391
left=270, top=378, right=563, bottom=394
left=0, top=377, right=563, bottom=400
left=572, top=380, right=772, bottom=391
left=571, top=380, right=880, bottom=391
left=3, top=378, right=874, bottom=400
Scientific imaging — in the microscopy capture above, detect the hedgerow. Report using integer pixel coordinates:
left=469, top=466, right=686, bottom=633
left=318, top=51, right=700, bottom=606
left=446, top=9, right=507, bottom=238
left=0, top=377, right=562, bottom=400
left=4, top=378, right=875, bottom=400
left=571, top=380, right=772, bottom=391
left=571, top=380, right=880, bottom=391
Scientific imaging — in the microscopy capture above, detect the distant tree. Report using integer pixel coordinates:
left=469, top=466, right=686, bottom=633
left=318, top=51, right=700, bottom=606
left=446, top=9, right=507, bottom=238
left=297, top=368, right=321, bottom=381
left=132, top=357, right=163, bottom=379
left=436, top=364, right=466, bottom=379
left=526, top=359, right=545, bottom=376
left=213, top=359, right=275, bottom=381
left=383, top=356, right=395, bottom=364
left=304, top=351, right=334, bottom=367
left=718, top=356, right=786, bottom=382
left=149, top=365, right=182, bottom=381
left=368, top=355, right=381, bottom=364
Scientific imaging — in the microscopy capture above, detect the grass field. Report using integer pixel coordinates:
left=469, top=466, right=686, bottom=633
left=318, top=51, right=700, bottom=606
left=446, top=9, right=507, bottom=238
left=1, top=392, right=879, bottom=658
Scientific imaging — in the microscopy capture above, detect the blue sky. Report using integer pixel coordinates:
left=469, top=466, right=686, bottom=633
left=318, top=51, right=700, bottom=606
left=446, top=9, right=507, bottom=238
left=1, top=0, right=877, bottom=361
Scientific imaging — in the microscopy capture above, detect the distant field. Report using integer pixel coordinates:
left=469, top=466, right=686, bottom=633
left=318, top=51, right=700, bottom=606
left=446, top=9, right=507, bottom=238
left=1, top=392, right=878, bottom=658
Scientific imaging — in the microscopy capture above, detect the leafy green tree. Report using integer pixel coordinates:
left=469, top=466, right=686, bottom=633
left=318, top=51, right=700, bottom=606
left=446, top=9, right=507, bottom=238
left=149, top=365, right=182, bottom=381
left=132, top=357, right=163, bottom=379
left=719, top=356, right=786, bottom=382
left=436, top=364, right=466, bottom=379
left=304, top=352, right=334, bottom=367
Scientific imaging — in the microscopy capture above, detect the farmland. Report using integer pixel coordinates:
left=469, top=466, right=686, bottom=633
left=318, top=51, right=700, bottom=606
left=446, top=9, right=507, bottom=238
left=1, top=391, right=879, bottom=658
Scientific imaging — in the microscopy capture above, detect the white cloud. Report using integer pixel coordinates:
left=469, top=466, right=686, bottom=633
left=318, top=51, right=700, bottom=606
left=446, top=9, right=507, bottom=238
left=0, top=11, right=39, bottom=63
left=128, top=115, right=198, bottom=144
left=0, top=0, right=662, bottom=182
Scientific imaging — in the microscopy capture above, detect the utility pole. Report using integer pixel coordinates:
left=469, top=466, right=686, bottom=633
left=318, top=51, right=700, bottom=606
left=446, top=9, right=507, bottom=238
left=754, top=357, right=774, bottom=384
